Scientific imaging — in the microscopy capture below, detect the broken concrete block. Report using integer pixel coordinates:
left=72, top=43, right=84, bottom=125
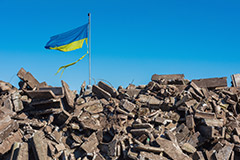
left=148, top=96, right=161, bottom=108
left=0, top=130, right=22, bottom=155
left=0, top=107, right=16, bottom=118
left=235, top=127, right=240, bottom=136
left=92, top=85, right=111, bottom=100
left=156, top=137, right=191, bottom=160
left=139, top=151, right=167, bottom=160
left=202, top=118, right=224, bottom=127
left=98, top=81, right=118, bottom=98
left=55, top=143, right=65, bottom=152
left=107, top=139, right=119, bottom=157
left=81, top=133, right=99, bottom=153
left=186, top=115, right=195, bottom=129
left=0, top=118, right=18, bottom=143
left=132, top=123, right=153, bottom=129
left=231, top=74, right=240, bottom=88
left=134, top=144, right=164, bottom=153
left=137, top=134, right=148, bottom=143
left=192, top=77, right=227, bottom=89
left=25, top=90, right=57, bottom=100
left=28, top=108, right=61, bottom=116
left=54, top=109, right=72, bottom=127
left=232, top=135, right=240, bottom=144
left=188, top=87, right=202, bottom=102
left=62, top=80, right=75, bottom=109
left=84, top=100, right=103, bottom=114
left=30, top=98, right=62, bottom=109
left=194, top=111, right=215, bottom=119
left=138, top=94, right=161, bottom=109
left=214, top=143, right=234, bottom=160
left=175, top=123, right=190, bottom=143
left=3, top=97, right=14, bottom=111
left=130, top=129, right=153, bottom=141
left=13, top=112, right=28, bottom=120
left=154, top=116, right=165, bottom=125
left=190, top=81, right=204, bottom=97
left=17, top=68, right=40, bottom=89
left=11, top=92, right=24, bottom=112
left=31, top=131, right=48, bottom=160
left=39, top=87, right=64, bottom=97
left=198, top=125, right=214, bottom=139
left=151, top=74, right=185, bottom=82
left=168, top=111, right=180, bottom=122
left=0, top=81, right=14, bottom=93
left=181, top=143, right=196, bottom=153
left=78, top=112, right=102, bottom=130
left=17, top=68, right=27, bottom=80
left=121, top=99, right=135, bottom=112
left=165, top=130, right=179, bottom=146
left=71, top=133, right=83, bottom=144
left=199, top=125, right=225, bottom=139
left=75, top=100, right=101, bottom=115
left=126, top=88, right=141, bottom=99
left=14, top=142, right=28, bottom=160
left=116, top=107, right=134, bottom=118
left=175, top=94, right=192, bottom=107
left=187, top=132, right=203, bottom=148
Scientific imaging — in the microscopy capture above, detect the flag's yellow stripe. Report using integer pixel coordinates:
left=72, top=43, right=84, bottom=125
left=55, top=51, right=89, bottom=77
left=50, top=38, right=88, bottom=52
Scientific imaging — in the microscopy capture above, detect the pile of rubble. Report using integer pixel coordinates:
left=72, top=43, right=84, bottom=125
left=0, top=68, right=240, bottom=160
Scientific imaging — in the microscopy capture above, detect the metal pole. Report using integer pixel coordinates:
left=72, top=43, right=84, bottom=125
left=88, top=13, right=91, bottom=85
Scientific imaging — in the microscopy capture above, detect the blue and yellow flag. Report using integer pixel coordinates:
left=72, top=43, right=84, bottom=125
left=45, top=23, right=89, bottom=76
left=45, top=23, right=88, bottom=52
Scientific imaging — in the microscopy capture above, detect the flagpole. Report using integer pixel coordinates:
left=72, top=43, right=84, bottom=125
left=88, top=13, right=91, bottom=85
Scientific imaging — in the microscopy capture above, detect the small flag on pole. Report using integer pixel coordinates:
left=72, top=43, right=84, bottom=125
left=45, top=23, right=89, bottom=76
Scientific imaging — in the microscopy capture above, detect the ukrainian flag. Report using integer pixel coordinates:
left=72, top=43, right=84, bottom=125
left=45, top=23, right=88, bottom=52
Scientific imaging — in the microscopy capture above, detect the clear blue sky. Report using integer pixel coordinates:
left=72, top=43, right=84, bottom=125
left=1, top=0, right=240, bottom=90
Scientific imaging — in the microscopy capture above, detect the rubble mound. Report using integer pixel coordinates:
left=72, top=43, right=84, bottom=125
left=0, top=68, right=240, bottom=160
